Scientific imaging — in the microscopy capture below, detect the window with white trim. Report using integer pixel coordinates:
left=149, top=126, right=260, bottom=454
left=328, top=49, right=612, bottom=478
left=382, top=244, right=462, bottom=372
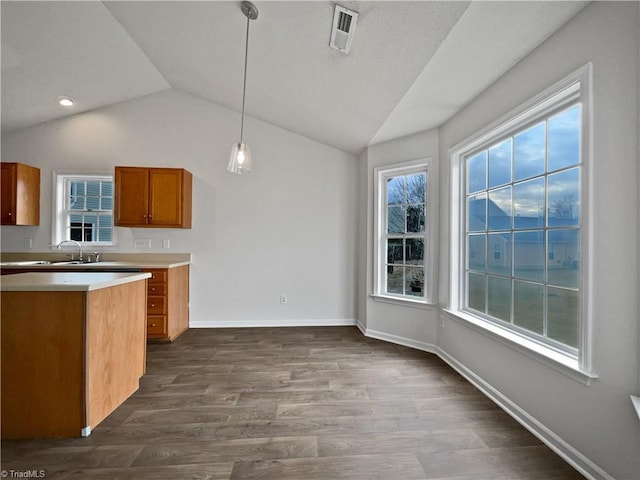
left=450, top=65, right=591, bottom=366
left=374, top=160, right=432, bottom=303
left=52, top=173, right=114, bottom=246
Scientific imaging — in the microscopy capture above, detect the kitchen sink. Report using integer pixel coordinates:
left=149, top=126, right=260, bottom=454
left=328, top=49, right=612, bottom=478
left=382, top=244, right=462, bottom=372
left=0, top=260, right=52, bottom=266
left=52, top=260, right=92, bottom=265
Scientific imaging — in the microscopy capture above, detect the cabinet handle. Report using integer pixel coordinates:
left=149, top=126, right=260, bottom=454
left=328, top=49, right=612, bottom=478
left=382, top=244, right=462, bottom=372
left=143, top=214, right=147, bottom=218
left=7, top=212, right=11, bottom=216
left=151, top=303, right=155, bottom=307
left=150, top=323, right=156, bottom=327
left=150, top=287, right=156, bottom=291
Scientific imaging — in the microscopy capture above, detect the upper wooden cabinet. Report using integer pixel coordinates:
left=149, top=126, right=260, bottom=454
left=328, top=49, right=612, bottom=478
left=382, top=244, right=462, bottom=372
left=114, top=167, right=192, bottom=228
left=1, top=162, right=40, bottom=226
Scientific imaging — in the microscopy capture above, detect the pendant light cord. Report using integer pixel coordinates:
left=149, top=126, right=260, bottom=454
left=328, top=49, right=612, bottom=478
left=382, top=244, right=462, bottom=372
left=240, top=14, right=251, bottom=144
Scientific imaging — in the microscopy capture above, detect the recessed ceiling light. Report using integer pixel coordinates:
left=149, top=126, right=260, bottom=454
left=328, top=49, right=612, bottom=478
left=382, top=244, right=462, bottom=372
left=57, top=96, right=74, bottom=107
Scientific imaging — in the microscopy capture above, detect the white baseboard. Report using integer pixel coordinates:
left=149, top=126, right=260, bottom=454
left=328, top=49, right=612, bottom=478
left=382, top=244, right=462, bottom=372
left=363, top=327, right=438, bottom=354
left=189, top=318, right=357, bottom=328
left=358, top=326, right=612, bottom=480
left=435, top=347, right=614, bottom=480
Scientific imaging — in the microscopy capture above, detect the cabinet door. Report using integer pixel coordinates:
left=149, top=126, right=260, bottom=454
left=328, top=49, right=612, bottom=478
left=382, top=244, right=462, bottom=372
left=1, top=163, right=16, bottom=225
left=1, top=163, right=39, bottom=226
left=148, top=169, right=185, bottom=227
left=15, top=163, right=40, bottom=225
left=114, top=167, right=149, bottom=226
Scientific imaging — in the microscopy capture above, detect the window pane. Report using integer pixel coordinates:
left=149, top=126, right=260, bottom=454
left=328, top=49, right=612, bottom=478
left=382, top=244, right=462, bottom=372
left=468, top=234, right=486, bottom=272
left=547, top=286, right=578, bottom=348
left=467, top=151, right=487, bottom=194
left=101, top=197, right=113, bottom=210
left=514, top=178, right=544, bottom=229
left=70, top=196, right=85, bottom=210
left=514, top=122, right=545, bottom=181
left=98, top=214, right=112, bottom=228
left=81, top=228, right=93, bottom=242
left=487, top=276, right=511, bottom=321
left=488, top=186, right=511, bottom=231
left=467, top=273, right=486, bottom=313
left=387, top=238, right=403, bottom=264
left=407, top=173, right=425, bottom=204
left=101, top=182, right=113, bottom=196
left=488, top=233, right=511, bottom=275
left=98, top=228, right=112, bottom=242
left=514, top=231, right=544, bottom=281
left=406, top=205, right=425, bottom=233
left=388, top=206, right=405, bottom=233
left=405, top=239, right=424, bottom=265
left=513, top=281, right=544, bottom=335
left=467, top=193, right=487, bottom=232
left=405, top=267, right=424, bottom=297
left=387, top=177, right=404, bottom=205
left=488, top=138, right=512, bottom=188
left=387, top=266, right=404, bottom=294
left=548, top=104, right=581, bottom=172
left=86, top=196, right=100, bottom=210
left=547, top=229, right=579, bottom=288
left=72, top=181, right=85, bottom=196
left=548, top=168, right=579, bottom=227
left=86, top=181, right=100, bottom=196
left=69, top=227, right=82, bottom=242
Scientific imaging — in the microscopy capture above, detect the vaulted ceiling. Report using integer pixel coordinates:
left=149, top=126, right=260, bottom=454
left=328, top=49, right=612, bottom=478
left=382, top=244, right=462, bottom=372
left=1, top=1, right=588, bottom=154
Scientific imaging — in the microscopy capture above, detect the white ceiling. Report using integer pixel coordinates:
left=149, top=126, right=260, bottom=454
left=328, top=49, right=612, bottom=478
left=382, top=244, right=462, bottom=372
left=1, top=1, right=588, bottom=154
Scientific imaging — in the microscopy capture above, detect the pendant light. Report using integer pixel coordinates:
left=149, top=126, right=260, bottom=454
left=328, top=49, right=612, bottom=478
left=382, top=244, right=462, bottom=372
left=228, top=1, right=259, bottom=175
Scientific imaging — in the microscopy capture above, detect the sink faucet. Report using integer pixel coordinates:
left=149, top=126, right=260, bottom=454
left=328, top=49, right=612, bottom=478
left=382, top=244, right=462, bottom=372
left=57, top=240, right=83, bottom=262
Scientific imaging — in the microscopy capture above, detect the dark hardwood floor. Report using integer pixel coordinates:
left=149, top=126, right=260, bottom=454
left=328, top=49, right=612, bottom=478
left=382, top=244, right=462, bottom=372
left=1, top=326, right=585, bottom=479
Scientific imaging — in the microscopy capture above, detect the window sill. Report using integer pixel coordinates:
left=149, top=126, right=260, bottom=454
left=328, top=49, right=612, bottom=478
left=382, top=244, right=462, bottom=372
left=443, top=309, right=598, bottom=386
left=370, top=294, right=434, bottom=309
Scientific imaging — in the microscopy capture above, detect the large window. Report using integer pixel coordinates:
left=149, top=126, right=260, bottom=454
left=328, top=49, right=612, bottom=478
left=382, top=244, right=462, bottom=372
left=450, top=65, right=591, bottom=368
left=52, top=173, right=114, bottom=246
left=374, top=160, right=433, bottom=304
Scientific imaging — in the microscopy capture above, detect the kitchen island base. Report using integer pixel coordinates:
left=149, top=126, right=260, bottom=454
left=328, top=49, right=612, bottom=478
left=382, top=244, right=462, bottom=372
left=1, top=274, right=148, bottom=439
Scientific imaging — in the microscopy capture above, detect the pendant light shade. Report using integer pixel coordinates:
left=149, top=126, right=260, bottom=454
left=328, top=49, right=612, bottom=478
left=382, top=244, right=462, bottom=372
left=228, top=142, right=252, bottom=174
left=228, top=1, right=258, bottom=175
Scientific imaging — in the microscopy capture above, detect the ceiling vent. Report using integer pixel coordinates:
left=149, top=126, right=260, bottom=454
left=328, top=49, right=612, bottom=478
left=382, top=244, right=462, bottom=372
left=329, top=5, right=358, bottom=54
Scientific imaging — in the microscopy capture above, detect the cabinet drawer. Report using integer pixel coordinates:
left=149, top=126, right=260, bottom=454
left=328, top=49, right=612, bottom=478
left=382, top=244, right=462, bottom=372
left=146, top=269, right=167, bottom=284
left=147, top=295, right=167, bottom=315
left=147, top=283, right=166, bottom=295
left=147, top=315, right=167, bottom=336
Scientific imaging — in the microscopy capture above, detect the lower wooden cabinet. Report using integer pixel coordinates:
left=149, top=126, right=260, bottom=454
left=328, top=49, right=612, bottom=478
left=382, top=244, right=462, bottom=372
left=1, top=279, right=147, bottom=438
left=143, top=265, right=189, bottom=342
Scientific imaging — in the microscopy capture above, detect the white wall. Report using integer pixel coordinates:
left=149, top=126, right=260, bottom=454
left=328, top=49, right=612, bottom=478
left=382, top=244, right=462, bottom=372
left=360, top=2, right=639, bottom=479
left=1, top=89, right=359, bottom=326
left=359, top=128, right=440, bottom=348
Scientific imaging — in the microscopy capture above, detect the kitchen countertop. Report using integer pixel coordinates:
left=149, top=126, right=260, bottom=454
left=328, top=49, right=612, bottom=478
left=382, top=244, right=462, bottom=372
left=0, top=271, right=152, bottom=292
left=0, top=260, right=190, bottom=269
left=0, top=253, right=191, bottom=270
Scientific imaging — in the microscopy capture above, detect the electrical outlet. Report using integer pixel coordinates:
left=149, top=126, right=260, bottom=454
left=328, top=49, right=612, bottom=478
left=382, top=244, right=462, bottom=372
left=280, top=294, right=288, bottom=304
left=133, top=239, right=151, bottom=249
left=23, top=238, right=33, bottom=249
left=162, top=239, right=171, bottom=249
